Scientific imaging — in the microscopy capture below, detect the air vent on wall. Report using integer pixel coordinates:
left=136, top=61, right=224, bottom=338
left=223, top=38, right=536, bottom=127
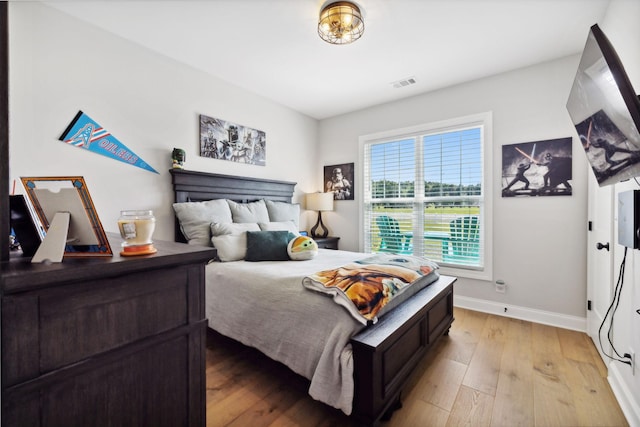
left=391, top=77, right=417, bottom=89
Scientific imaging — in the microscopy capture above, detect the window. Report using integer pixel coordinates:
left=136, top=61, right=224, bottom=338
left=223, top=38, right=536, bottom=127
left=360, top=112, right=493, bottom=280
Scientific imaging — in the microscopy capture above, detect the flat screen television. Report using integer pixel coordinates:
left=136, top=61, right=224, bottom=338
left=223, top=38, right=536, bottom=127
left=567, top=24, right=640, bottom=187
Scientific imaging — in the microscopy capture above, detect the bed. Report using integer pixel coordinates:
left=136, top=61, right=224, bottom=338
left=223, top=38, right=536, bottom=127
left=170, top=169, right=456, bottom=426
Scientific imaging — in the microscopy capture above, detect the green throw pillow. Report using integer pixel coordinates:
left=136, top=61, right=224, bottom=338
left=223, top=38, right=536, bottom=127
left=245, top=230, right=295, bottom=261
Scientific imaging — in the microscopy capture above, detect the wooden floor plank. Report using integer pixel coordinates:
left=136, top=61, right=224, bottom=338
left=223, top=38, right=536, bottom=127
left=584, top=332, right=611, bottom=378
left=438, top=329, right=477, bottom=366
left=386, top=398, right=450, bottom=427
left=491, top=318, right=534, bottom=427
left=226, top=382, right=304, bottom=427
left=565, top=358, right=629, bottom=427
left=532, top=322, right=581, bottom=427
left=446, top=385, right=494, bottom=427
left=461, top=335, right=504, bottom=396
left=557, top=327, right=596, bottom=364
left=410, top=355, right=467, bottom=411
left=267, top=397, right=353, bottom=427
left=452, top=308, right=488, bottom=346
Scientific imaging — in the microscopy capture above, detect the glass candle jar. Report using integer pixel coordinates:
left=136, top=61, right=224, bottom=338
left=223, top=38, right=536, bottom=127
left=118, top=210, right=156, bottom=247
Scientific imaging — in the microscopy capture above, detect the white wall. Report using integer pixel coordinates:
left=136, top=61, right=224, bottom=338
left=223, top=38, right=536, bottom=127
left=600, top=0, right=640, bottom=425
left=318, top=55, right=589, bottom=321
left=8, top=2, right=319, bottom=243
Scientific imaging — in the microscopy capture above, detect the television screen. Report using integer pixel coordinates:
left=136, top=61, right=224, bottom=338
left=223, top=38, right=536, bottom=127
left=567, top=24, right=640, bottom=186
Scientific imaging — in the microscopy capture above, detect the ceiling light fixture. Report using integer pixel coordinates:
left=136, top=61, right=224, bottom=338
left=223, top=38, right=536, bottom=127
left=318, top=1, right=364, bottom=45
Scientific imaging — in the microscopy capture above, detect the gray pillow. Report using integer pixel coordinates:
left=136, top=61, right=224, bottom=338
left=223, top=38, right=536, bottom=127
left=173, top=200, right=233, bottom=246
left=258, top=221, right=300, bottom=235
left=227, top=199, right=270, bottom=223
left=265, top=200, right=300, bottom=228
left=245, top=230, right=295, bottom=262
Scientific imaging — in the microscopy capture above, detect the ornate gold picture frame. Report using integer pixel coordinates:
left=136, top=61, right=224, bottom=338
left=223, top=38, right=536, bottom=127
left=21, top=176, right=112, bottom=259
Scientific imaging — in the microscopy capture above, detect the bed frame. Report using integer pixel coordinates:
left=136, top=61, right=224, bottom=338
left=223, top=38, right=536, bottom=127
left=170, top=169, right=456, bottom=426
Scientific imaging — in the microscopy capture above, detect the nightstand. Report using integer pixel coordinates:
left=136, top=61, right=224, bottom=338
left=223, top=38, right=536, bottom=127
left=313, top=236, right=340, bottom=250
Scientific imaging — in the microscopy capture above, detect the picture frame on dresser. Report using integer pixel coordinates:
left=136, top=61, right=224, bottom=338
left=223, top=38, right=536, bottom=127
left=20, top=176, right=113, bottom=259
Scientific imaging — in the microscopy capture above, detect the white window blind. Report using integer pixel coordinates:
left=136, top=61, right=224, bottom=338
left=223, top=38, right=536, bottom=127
left=363, top=117, right=487, bottom=272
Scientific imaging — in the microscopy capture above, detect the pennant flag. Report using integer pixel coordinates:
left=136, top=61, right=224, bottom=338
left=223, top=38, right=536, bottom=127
left=59, top=111, right=159, bottom=174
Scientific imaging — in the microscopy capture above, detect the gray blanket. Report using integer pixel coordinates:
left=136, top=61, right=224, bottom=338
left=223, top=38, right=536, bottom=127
left=205, top=249, right=366, bottom=414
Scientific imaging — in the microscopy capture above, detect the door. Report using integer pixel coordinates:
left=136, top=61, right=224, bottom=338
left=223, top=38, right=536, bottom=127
left=587, top=172, right=614, bottom=362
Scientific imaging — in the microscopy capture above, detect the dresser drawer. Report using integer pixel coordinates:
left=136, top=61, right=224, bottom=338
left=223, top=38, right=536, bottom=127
left=3, top=325, right=206, bottom=427
left=2, top=265, right=194, bottom=386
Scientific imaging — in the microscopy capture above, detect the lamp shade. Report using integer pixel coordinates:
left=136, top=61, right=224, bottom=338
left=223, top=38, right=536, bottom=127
left=306, top=192, right=334, bottom=212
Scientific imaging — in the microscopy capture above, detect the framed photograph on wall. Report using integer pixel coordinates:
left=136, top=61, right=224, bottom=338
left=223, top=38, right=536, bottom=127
left=199, top=114, right=266, bottom=166
left=501, top=137, right=573, bottom=197
left=324, top=163, right=354, bottom=200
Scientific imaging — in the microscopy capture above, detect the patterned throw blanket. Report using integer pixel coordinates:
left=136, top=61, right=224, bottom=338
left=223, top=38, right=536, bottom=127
left=302, top=254, right=439, bottom=325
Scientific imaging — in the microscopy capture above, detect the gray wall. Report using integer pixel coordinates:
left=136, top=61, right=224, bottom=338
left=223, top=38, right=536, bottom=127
left=318, top=55, right=589, bottom=322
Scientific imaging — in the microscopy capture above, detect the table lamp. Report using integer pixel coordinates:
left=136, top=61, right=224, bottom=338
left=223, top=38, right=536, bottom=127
left=306, top=192, right=334, bottom=238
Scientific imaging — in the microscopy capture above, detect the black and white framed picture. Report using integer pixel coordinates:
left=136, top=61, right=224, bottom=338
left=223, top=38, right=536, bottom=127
left=199, top=114, right=266, bottom=166
left=324, top=162, right=354, bottom=200
left=501, top=137, right=573, bottom=197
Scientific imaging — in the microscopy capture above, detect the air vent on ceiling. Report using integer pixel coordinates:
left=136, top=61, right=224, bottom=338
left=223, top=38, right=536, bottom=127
left=391, top=77, right=417, bottom=89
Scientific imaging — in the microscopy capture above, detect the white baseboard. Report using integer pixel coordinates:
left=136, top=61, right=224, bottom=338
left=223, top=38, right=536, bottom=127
left=453, top=295, right=587, bottom=332
left=609, top=361, right=640, bottom=427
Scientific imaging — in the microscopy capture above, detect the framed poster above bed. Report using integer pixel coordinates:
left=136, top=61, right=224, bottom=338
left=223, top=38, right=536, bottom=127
left=199, top=114, right=266, bottom=166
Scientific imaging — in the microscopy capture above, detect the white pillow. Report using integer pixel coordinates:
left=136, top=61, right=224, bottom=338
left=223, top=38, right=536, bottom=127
left=258, top=221, right=300, bottom=235
left=211, top=222, right=260, bottom=237
left=211, top=234, right=249, bottom=262
left=265, top=200, right=300, bottom=228
left=173, top=200, right=233, bottom=246
left=210, top=222, right=260, bottom=261
left=227, top=199, right=270, bottom=223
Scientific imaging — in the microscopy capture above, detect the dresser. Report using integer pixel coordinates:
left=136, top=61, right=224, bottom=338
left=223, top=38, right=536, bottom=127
left=1, top=234, right=215, bottom=427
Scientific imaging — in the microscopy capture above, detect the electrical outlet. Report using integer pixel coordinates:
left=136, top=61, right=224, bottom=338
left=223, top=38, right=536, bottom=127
left=495, top=280, right=506, bottom=293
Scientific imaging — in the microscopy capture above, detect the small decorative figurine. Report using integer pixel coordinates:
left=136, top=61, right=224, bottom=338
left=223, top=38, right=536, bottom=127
left=172, top=148, right=186, bottom=169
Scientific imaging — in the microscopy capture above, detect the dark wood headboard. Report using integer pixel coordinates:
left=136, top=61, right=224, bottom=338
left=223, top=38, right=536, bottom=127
left=170, top=169, right=297, bottom=242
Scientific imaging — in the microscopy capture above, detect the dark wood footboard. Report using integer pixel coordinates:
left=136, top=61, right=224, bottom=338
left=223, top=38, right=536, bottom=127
left=350, top=275, right=456, bottom=426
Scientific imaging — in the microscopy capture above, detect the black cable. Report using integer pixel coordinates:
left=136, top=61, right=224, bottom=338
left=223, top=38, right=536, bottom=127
left=607, top=247, right=626, bottom=358
left=598, top=246, right=632, bottom=366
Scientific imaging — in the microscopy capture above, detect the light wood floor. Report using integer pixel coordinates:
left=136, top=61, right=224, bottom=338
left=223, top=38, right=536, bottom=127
left=205, top=307, right=628, bottom=427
